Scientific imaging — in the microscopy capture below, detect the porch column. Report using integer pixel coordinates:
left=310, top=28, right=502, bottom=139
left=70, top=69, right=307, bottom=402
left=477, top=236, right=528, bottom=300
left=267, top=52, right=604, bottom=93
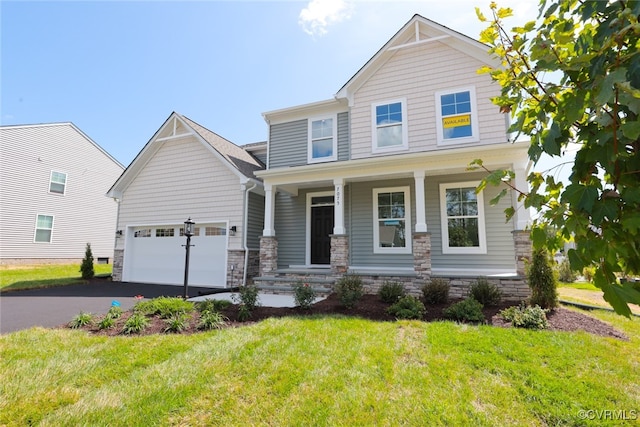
left=260, top=236, right=278, bottom=276
left=263, top=183, right=276, bottom=237
left=512, top=230, right=532, bottom=276
left=513, top=167, right=530, bottom=230
left=330, top=234, right=349, bottom=275
left=333, top=178, right=346, bottom=235
left=413, top=171, right=427, bottom=232
left=412, top=232, right=431, bottom=281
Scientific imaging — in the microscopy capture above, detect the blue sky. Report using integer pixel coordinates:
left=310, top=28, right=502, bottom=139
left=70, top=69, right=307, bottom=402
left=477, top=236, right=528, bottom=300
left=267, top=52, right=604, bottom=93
left=2, top=0, right=538, bottom=167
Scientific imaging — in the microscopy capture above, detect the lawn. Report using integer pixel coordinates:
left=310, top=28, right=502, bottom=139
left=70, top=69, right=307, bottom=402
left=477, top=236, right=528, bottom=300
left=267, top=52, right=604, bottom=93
left=0, top=264, right=112, bottom=292
left=1, top=310, right=639, bottom=426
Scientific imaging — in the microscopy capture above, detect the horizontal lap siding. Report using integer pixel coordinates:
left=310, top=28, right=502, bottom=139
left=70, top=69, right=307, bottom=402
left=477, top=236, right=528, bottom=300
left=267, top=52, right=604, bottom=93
left=350, top=41, right=507, bottom=160
left=269, top=120, right=307, bottom=168
left=116, top=137, right=244, bottom=250
left=247, top=191, right=265, bottom=249
left=0, top=125, right=123, bottom=260
left=274, top=191, right=307, bottom=267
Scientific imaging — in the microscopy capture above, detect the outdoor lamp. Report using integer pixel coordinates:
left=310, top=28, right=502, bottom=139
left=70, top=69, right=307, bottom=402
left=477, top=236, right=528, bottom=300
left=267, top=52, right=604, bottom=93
left=184, top=217, right=194, bottom=237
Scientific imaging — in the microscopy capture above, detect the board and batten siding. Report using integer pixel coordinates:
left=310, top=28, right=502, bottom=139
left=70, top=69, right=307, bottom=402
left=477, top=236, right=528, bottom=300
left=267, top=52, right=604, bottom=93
left=350, top=41, right=507, bottom=160
left=115, top=136, right=246, bottom=251
left=0, top=124, right=123, bottom=261
left=268, top=113, right=350, bottom=168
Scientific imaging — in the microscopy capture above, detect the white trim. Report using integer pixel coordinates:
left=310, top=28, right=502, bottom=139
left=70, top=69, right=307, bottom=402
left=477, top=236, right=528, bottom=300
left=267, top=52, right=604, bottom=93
left=48, top=170, right=67, bottom=195
left=306, top=191, right=335, bottom=266
left=435, top=86, right=480, bottom=145
left=439, top=181, right=487, bottom=254
left=307, top=115, right=338, bottom=164
left=34, top=213, right=54, bottom=243
left=373, top=186, right=412, bottom=254
left=371, top=98, right=409, bottom=153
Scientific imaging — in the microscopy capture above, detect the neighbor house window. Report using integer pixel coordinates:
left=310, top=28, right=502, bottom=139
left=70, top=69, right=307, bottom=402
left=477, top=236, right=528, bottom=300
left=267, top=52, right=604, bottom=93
left=49, top=171, right=67, bottom=194
left=373, top=187, right=411, bottom=254
left=372, top=100, right=408, bottom=152
left=440, top=182, right=486, bottom=254
left=435, top=87, right=479, bottom=144
left=308, top=116, right=337, bottom=163
left=34, top=214, right=54, bottom=243
left=155, top=228, right=175, bottom=237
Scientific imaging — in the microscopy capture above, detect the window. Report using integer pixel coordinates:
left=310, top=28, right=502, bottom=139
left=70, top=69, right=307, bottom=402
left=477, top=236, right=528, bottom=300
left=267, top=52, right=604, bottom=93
left=180, top=227, right=200, bottom=237
left=34, top=215, right=54, bottom=243
left=308, top=116, right=337, bottom=163
left=49, top=171, right=67, bottom=194
left=205, top=226, right=226, bottom=236
left=134, top=229, right=152, bottom=238
left=372, top=100, right=408, bottom=152
left=440, top=182, right=486, bottom=254
left=155, top=228, right=175, bottom=237
left=373, top=187, right=411, bottom=254
left=435, top=87, right=479, bottom=144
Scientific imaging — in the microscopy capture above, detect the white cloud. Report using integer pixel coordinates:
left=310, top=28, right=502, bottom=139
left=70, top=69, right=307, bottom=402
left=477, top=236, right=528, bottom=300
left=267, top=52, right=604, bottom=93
left=299, top=0, right=353, bottom=38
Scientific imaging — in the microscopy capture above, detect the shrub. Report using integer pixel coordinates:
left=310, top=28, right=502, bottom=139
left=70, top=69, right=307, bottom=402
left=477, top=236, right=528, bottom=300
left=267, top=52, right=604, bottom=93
left=196, top=299, right=231, bottom=313
left=237, top=305, right=252, bottom=322
left=293, top=281, right=317, bottom=309
left=198, top=310, right=228, bottom=330
left=387, top=295, right=426, bottom=319
left=334, top=275, right=364, bottom=309
left=422, top=278, right=450, bottom=305
left=164, top=314, right=189, bottom=333
left=443, top=298, right=485, bottom=323
left=122, top=313, right=149, bottom=334
left=98, top=316, right=115, bottom=330
left=470, top=278, right=502, bottom=306
left=378, top=281, right=406, bottom=304
left=527, top=249, right=558, bottom=309
left=234, top=285, right=260, bottom=311
left=135, top=297, right=194, bottom=318
left=556, top=258, right=577, bottom=283
left=500, top=304, right=549, bottom=330
left=69, top=311, right=93, bottom=329
left=106, top=306, right=123, bottom=319
left=79, top=243, right=95, bottom=280
left=582, top=266, right=596, bottom=282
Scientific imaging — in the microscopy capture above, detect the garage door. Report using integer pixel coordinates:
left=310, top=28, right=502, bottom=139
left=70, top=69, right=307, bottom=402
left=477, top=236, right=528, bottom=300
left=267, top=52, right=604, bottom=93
left=123, top=223, right=227, bottom=288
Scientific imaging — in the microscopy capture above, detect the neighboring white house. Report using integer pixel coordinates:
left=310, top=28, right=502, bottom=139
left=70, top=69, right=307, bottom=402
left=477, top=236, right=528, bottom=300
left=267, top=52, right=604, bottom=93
left=254, top=15, right=532, bottom=299
left=106, top=112, right=265, bottom=288
left=0, top=122, right=124, bottom=264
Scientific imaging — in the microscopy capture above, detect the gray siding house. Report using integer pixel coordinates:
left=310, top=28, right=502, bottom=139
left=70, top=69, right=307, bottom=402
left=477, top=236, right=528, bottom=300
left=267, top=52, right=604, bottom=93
left=107, top=112, right=265, bottom=288
left=0, top=123, right=124, bottom=264
left=255, top=15, right=532, bottom=299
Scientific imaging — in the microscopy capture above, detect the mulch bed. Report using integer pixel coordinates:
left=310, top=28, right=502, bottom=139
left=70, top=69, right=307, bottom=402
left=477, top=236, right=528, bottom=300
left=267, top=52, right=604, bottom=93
left=75, top=293, right=628, bottom=340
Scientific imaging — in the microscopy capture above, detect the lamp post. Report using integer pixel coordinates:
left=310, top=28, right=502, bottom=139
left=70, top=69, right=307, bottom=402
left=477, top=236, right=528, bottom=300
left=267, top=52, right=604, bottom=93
left=182, top=217, right=195, bottom=299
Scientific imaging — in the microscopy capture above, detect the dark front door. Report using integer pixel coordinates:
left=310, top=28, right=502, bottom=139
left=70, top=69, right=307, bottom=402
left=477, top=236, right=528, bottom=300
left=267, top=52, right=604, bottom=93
left=311, top=205, right=334, bottom=265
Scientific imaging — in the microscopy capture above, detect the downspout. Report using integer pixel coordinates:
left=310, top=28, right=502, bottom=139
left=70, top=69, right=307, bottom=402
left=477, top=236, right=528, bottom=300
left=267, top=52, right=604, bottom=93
left=242, top=180, right=258, bottom=286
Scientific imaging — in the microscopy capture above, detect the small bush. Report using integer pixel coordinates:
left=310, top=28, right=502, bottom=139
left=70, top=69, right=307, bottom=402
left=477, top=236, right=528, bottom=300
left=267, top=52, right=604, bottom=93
left=387, top=295, right=426, bottom=319
left=196, top=299, right=231, bottom=313
left=234, top=285, right=260, bottom=311
left=69, top=311, right=93, bottom=329
left=378, top=281, right=406, bottom=304
left=122, top=313, right=149, bottom=334
left=443, top=298, right=485, bottom=323
left=237, top=305, right=252, bottom=322
left=106, top=306, right=123, bottom=319
left=470, top=278, right=502, bottom=306
left=135, top=297, right=194, bottom=319
left=79, top=243, right=95, bottom=280
left=198, top=310, right=228, bottom=330
left=334, top=275, right=364, bottom=309
left=98, top=316, right=115, bottom=330
left=556, top=258, right=577, bottom=283
left=293, top=281, right=317, bottom=309
left=582, top=266, right=596, bottom=282
left=500, top=304, right=549, bottom=330
left=422, top=278, right=450, bottom=305
left=528, top=249, right=558, bottom=309
left=164, top=314, right=189, bottom=333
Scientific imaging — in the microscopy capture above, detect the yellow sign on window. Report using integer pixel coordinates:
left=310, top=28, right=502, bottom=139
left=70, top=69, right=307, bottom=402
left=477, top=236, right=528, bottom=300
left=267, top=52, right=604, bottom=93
left=443, top=114, right=471, bottom=128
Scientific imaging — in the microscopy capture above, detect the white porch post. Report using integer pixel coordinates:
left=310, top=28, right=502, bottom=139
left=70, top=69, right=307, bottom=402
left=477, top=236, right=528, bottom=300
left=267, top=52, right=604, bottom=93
left=413, top=171, right=427, bottom=232
left=263, top=183, right=276, bottom=237
left=513, top=167, right=530, bottom=230
left=333, top=178, right=346, bottom=235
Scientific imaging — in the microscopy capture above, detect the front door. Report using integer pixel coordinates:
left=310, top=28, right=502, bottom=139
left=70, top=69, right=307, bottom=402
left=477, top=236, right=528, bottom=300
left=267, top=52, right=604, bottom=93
left=310, top=202, right=334, bottom=265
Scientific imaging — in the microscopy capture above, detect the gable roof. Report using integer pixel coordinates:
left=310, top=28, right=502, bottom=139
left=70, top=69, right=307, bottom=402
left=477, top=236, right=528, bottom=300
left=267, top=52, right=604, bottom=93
left=107, top=112, right=263, bottom=199
left=335, top=14, right=500, bottom=103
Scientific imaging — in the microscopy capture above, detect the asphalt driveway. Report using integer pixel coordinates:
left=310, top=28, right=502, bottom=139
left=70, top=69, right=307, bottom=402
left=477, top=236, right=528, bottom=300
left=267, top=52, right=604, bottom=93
left=0, top=281, right=214, bottom=334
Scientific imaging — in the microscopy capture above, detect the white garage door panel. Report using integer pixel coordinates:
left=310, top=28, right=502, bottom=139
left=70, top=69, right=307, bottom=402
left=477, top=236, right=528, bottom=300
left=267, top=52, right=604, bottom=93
left=125, top=224, right=227, bottom=288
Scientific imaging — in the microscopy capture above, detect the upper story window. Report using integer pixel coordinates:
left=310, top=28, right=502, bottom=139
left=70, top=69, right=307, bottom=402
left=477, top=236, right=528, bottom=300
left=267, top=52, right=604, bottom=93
left=373, top=186, right=411, bottom=254
left=34, top=214, right=54, bottom=243
left=308, top=116, right=337, bottom=163
left=435, top=87, right=479, bottom=145
left=439, top=182, right=486, bottom=254
left=372, top=99, right=408, bottom=153
left=49, top=171, right=67, bottom=194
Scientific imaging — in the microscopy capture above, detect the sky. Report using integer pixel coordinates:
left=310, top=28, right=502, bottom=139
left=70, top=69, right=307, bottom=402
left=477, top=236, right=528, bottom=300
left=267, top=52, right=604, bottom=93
left=1, top=0, right=541, bottom=168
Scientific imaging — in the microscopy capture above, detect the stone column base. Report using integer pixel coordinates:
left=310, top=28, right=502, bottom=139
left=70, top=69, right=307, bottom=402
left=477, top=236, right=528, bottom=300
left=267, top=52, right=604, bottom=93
left=330, top=234, right=349, bottom=275
left=260, top=236, right=278, bottom=276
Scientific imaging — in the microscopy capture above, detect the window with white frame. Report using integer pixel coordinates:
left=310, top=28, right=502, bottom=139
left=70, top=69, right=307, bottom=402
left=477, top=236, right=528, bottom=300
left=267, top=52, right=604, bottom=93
left=439, top=182, right=486, bottom=254
left=372, top=100, right=408, bottom=152
left=49, top=171, right=67, bottom=194
left=435, top=87, right=479, bottom=144
left=373, top=187, right=411, bottom=254
left=34, top=214, right=54, bottom=243
left=308, top=116, right=337, bottom=163
left=155, top=228, right=175, bottom=237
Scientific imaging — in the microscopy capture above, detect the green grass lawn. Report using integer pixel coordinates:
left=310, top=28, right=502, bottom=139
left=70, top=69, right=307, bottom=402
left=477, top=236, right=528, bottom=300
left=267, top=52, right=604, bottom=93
left=0, top=264, right=112, bottom=292
left=559, top=281, right=600, bottom=291
left=1, top=310, right=639, bottom=426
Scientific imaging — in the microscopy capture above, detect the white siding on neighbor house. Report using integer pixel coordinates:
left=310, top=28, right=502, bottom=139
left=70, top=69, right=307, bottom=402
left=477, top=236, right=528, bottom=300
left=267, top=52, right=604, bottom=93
left=0, top=124, right=123, bottom=261
left=350, top=41, right=507, bottom=160
left=115, top=136, right=245, bottom=251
